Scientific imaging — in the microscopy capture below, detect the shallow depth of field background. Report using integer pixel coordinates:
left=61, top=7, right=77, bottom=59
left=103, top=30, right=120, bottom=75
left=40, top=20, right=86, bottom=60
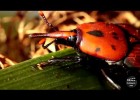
left=0, top=11, right=140, bottom=69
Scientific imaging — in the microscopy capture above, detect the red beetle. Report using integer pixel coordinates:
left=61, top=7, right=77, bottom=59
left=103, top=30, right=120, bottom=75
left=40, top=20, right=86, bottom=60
left=29, top=11, right=140, bottom=90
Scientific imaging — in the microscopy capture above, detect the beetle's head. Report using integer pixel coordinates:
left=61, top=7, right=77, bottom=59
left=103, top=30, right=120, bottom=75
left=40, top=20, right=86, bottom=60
left=28, top=11, right=82, bottom=48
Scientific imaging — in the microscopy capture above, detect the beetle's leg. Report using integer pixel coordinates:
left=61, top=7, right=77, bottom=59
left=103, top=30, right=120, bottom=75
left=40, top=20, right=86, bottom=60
left=100, top=68, right=121, bottom=90
left=101, top=64, right=140, bottom=90
left=124, top=43, right=140, bottom=68
left=36, top=56, right=83, bottom=69
left=46, top=56, right=82, bottom=65
left=41, top=39, right=56, bottom=49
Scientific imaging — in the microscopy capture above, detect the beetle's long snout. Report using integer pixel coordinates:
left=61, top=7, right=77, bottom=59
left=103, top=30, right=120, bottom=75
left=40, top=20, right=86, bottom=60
left=28, top=31, right=76, bottom=39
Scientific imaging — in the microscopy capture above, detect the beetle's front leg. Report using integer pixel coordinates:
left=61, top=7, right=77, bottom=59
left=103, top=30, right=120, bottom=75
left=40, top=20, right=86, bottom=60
left=40, top=39, right=56, bottom=49
left=36, top=56, right=84, bottom=69
left=47, top=56, right=82, bottom=65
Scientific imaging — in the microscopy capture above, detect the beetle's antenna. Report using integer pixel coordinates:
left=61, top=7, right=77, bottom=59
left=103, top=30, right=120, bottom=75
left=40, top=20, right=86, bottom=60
left=39, top=11, right=58, bottom=31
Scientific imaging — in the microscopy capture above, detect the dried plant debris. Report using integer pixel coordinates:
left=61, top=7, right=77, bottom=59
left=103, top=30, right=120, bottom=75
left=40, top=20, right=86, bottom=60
left=0, top=11, right=140, bottom=69
left=0, top=54, right=16, bottom=69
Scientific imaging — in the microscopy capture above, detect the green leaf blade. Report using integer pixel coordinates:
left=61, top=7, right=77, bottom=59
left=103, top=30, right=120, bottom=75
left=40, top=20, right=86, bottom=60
left=0, top=48, right=108, bottom=90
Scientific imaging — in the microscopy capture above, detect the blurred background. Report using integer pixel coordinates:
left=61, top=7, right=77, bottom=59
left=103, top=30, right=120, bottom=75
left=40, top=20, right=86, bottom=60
left=0, top=11, right=140, bottom=69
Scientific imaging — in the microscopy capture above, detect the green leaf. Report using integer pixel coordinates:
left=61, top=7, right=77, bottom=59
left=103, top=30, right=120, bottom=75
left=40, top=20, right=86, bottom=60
left=0, top=48, right=109, bottom=90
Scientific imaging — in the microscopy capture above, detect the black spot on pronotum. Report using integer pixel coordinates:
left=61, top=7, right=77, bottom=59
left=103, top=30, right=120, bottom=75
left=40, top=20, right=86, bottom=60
left=112, top=32, right=119, bottom=40
left=87, top=30, right=104, bottom=37
left=95, top=47, right=101, bottom=52
left=111, top=45, right=116, bottom=50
